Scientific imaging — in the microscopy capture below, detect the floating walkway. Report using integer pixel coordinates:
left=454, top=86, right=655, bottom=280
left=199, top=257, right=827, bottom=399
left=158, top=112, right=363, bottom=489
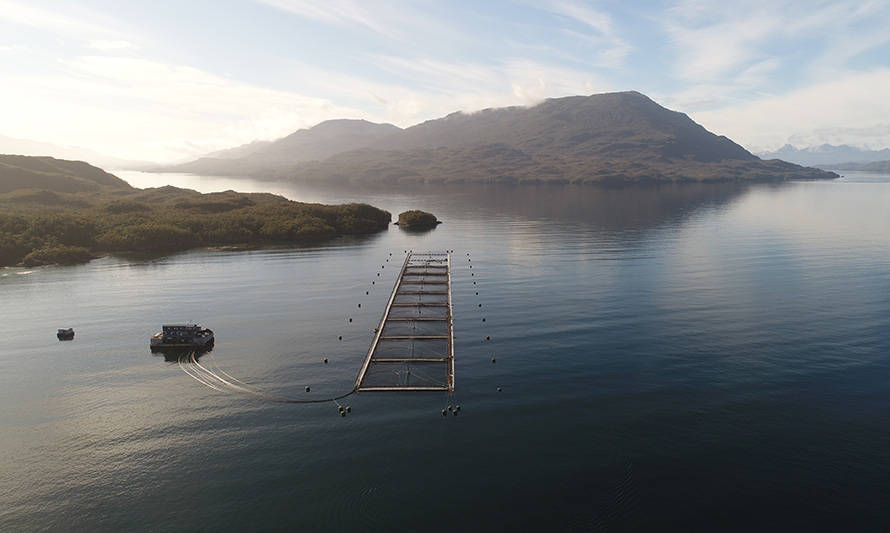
left=355, top=251, right=454, bottom=392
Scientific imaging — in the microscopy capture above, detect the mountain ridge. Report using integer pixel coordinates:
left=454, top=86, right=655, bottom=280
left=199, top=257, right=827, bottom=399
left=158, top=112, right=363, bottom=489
left=160, top=91, right=836, bottom=184
left=757, top=143, right=890, bottom=168
left=0, top=154, right=133, bottom=194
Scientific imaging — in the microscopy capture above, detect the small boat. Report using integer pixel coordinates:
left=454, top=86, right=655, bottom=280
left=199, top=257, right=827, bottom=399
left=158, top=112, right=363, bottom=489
left=57, top=328, right=75, bottom=340
left=150, top=324, right=214, bottom=352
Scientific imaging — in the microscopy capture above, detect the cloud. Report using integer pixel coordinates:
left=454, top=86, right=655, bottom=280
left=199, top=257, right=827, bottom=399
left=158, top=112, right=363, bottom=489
left=88, top=40, right=138, bottom=51
left=0, top=0, right=115, bottom=37
left=690, top=68, right=890, bottom=150
left=254, top=0, right=387, bottom=34
left=0, top=55, right=363, bottom=162
left=543, top=1, right=631, bottom=68
left=364, top=55, right=605, bottom=119
left=663, top=0, right=889, bottom=83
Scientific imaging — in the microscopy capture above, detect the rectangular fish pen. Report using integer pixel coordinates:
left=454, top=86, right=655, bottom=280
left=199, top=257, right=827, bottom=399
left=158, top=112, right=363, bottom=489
left=355, top=252, right=454, bottom=391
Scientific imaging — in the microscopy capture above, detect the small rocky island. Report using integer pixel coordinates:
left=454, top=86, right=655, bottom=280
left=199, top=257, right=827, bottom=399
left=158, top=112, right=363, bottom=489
left=396, top=210, right=440, bottom=230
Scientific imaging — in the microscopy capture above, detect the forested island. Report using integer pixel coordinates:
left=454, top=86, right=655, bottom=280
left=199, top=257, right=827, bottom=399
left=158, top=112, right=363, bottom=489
left=396, top=210, right=439, bottom=230
left=0, top=155, right=391, bottom=266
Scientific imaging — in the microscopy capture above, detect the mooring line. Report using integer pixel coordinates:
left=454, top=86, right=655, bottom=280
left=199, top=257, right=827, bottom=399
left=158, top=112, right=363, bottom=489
left=178, top=351, right=356, bottom=404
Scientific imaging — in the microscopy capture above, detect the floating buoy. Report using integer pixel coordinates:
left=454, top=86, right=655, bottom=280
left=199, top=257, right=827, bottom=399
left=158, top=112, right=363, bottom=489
left=473, top=281, right=476, bottom=285
left=324, top=358, right=328, bottom=363
left=357, top=303, right=361, bottom=308
left=338, top=336, right=343, bottom=340
left=471, top=273, right=474, bottom=276
left=478, top=303, right=482, bottom=307
left=377, top=273, right=380, bottom=276
left=345, top=406, right=351, bottom=413
left=372, top=281, right=375, bottom=285
left=366, top=291, right=369, bottom=295
left=452, top=410, right=459, bottom=416
left=475, top=292, right=478, bottom=295
left=485, top=336, right=491, bottom=340
left=441, top=409, right=447, bottom=416
left=340, top=410, right=346, bottom=417
left=491, top=357, right=496, bottom=363
left=447, top=405, right=453, bottom=411
left=482, top=318, right=486, bottom=322
left=455, top=405, right=461, bottom=412
left=305, top=386, right=311, bottom=392
left=497, top=387, right=502, bottom=392
left=348, top=318, right=353, bottom=323
left=338, top=405, right=344, bottom=412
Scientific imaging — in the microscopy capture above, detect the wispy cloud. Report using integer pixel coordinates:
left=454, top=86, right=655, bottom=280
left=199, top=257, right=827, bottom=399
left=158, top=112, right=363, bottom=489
left=543, top=1, right=631, bottom=68
left=664, top=0, right=889, bottom=83
left=88, top=40, right=138, bottom=51
left=0, top=0, right=115, bottom=37
left=0, top=55, right=362, bottom=162
left=254, top=0, right=409, bottom=36
left=691, top=68, right=890, bottom=150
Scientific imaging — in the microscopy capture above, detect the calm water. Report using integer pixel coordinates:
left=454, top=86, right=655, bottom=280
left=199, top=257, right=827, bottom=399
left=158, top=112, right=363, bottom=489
left=2, top=172, right=890, bottom=531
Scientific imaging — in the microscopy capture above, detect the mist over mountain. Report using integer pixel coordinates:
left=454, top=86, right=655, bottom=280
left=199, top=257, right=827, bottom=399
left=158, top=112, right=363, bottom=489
left=0, top=134, right=147, bottom=170
left=164, top=91, right=835, bottom=184
left=169, top=119, right=400, bottom=175
left=757, top=144, right=890, bottom=168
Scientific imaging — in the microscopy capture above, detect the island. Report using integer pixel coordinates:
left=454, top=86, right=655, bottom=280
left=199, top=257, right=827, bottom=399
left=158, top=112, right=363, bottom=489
left=157, top=91, right=838, bottom=185
left=396, top=210, right=440, bottom=230
left=0, top=155, right=391, bottom=267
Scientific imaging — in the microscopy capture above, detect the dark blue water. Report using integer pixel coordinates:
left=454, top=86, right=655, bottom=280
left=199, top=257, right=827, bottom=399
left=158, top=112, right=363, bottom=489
left=2, top=173, right=889, bottom=531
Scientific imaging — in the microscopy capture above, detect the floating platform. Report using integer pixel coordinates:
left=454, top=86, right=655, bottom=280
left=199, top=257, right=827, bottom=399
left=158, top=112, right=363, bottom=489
left=355, top=252, right=454, bottom=392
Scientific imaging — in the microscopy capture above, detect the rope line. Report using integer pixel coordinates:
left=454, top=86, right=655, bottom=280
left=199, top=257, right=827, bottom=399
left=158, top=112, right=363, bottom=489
left=178, top=351, right=356, bottom=404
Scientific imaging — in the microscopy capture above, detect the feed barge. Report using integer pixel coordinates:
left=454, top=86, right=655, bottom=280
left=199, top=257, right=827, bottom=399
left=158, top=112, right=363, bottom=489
left=150, top=324, right=214, bottom=352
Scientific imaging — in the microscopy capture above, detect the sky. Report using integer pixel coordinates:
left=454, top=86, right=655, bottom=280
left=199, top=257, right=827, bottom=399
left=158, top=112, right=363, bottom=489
left=1, top=0, right=889, bottom=163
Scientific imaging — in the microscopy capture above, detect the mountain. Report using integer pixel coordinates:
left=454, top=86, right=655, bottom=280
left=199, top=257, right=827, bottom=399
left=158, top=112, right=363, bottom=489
left=168, top=91, right=835, bottom=184
left=831, top=160, right=890, bottom=172
left=0, top=134, right=148, bottom=170
left=202, top=140, right=273, bottom=160
left=757, top=144, right=890, bottom=168
left=167, top=119, right=401, bottom=175
left=0, top=154, right=133, bottom=194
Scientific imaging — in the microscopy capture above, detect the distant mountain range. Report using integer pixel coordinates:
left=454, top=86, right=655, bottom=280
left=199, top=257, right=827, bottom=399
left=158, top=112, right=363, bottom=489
left=159, top=91, right=835, bottom=185
left=757, top=144, right=890, bottom=168
left=0, top=134, right=147, bottom=170
left=830, top=160, right=890, bottom=172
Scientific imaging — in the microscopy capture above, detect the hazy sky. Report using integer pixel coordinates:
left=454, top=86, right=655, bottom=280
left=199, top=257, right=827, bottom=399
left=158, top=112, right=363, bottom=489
left=1, top=0, right=889, bottom=162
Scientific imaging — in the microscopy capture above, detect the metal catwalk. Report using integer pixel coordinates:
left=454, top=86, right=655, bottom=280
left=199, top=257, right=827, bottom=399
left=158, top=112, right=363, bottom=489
left=355, top=252, right=454, bottom=391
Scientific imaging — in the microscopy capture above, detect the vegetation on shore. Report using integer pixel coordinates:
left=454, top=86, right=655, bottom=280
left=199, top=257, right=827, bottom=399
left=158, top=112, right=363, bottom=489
left=397, top=210, right=439, bottom=230
left=0, top=156, right=391, bottom=267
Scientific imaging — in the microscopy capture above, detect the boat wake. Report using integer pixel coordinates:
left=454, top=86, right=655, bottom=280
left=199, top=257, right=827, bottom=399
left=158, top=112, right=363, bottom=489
left=177, top=351, right=354, bottom=404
